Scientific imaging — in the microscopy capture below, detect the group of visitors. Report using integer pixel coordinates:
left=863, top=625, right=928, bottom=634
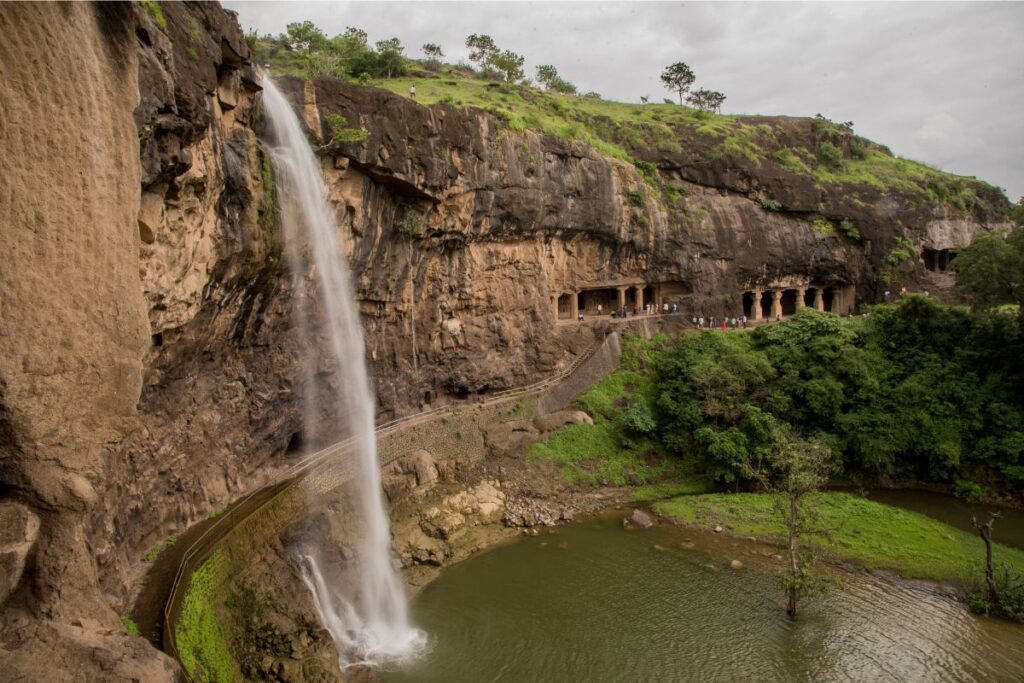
left=577, top=301, right=679, bottom=321
left=693, top=314, right=749, bottom=329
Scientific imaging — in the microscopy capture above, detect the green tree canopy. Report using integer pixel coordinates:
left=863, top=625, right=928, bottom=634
left=953, top=228, right=1024, bottom=312
left=660, top=61, right=696, bottom=105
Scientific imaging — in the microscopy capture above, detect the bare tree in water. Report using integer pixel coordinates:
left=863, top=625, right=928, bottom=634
left=972, top=512, right=1001, bottom=609
left=748, top=423, right=836, bottom=617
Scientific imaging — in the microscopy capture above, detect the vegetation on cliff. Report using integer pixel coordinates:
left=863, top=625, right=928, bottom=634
left=249, top=21, right=1011, bottom=217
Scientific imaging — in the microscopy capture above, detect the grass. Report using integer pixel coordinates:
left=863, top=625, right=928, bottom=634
left=175, top=548, right=238, bottom=683
left=142, top=533, right=178, bottom=562
left=121, top=616, right=141, bottom=637
left=367, top=70, right=774, bottom=169
left=528, top=334, right=688, bottom=486
left=139, top=0, right=167, bottom=30
left=629, top=480, right=715, bottom=502
left=654, top=492, right=1024, bottom=583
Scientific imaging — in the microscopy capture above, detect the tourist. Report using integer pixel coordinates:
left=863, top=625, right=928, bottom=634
left=577, top=312, right=584, bottom=322
left=409, top=85, right=417, bottom=98
left=741, top=314, right=748, bottom=328
left=698, top=316, right=704, bottom=328
left=923, top=289, right=930, bottom=297
left=597, top=304, right=603, bottom=315
left=673, top=303, right=678, bottom=314
left=663, top=302, right=669, bottom=314
left=721, top=318, right=727, bottom=330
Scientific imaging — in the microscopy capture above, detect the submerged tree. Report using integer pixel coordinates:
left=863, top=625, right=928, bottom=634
left=747, top=421, right=837, bottom=618
left=660, top=61, right=696, bottom=105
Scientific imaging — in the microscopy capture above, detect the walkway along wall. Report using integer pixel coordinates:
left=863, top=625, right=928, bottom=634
left=161, top=315, right=690, bottom=678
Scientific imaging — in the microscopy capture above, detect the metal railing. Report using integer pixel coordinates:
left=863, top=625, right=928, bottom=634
left=161, top=326, right=616, bottom=672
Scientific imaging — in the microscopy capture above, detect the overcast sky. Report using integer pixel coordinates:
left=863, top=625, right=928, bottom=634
left=224, top=1, right=1024, bottom=200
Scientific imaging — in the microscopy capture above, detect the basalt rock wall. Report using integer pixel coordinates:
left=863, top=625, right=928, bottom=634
left=0, top=2, right=1010, bottom=679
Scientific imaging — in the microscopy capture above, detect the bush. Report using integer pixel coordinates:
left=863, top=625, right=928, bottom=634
left=324, top=113, right=370, bottom=144
left=969, top=565, right=1024, bottom=622
left=121, top=617, right=141, bottom=637
left=626, top=190, right=645, bottom=207
left=817, top=141, right=844, bottom=170
left=619, top=401, right=656, bottom=435
left=837, top=218, right=860, bottom=241
left=759, top=198, right=782, bottom=212
left=952, top=480, right=986, bottom=502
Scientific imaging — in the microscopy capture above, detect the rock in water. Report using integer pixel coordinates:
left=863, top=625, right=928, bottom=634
left=627, top=509, right=655, bottom=529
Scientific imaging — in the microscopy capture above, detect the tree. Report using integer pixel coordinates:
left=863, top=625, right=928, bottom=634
left=422, top=42, right=443, bottom=59
left=490, top=49, right=525, bottom=82
left=750, top=424, right=837, bottom=618
left=535, top=64, right=576, bottom=93
left=687, top=88, right=726, bottom=113
left=535, top=64, right=559, bottom=89
left=465, top=34, right=498, bottom=66
left=953, top=228, right=1024, bottom=312
left=374, top=37, right=405, bottom=79
left=661, top=61, right=696, bottom=105
left=284, top=20, right=326, bottom=53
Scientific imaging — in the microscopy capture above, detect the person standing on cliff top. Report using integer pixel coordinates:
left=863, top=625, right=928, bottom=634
left=409, top=84, right=417, bottom=98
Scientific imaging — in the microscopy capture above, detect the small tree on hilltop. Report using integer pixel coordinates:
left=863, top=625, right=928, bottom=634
left=490, top=49, right=525, bottom=83
left=466, top=33, right=499, bottom=68
left=661, top=61, right=696, bottom=105
left=687, top=88, right=726, bottom=113
left=374, top=37, right=405, bottom=79
left=284, top=20, right=326, bottom=53
left=535, top=64, right=559, bottom=89
left=422, top=42, right=443, bottom=60
left=535, top=64, right=576, bottom=94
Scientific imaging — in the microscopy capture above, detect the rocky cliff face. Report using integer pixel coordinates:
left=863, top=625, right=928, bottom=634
left=0, top=2, right=1011, bottom=678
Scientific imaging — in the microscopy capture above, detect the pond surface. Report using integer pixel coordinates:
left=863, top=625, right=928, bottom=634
left=385, top=512, right=1024, bottom=683
left=866, top=488, right=1024, bottom=550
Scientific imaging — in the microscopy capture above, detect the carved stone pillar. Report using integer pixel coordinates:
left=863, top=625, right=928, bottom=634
left=771, top=290, right=783, bottom=320
left=813, top=288, right=825, bottom=311
left=751, top=290, right=763, bottom=321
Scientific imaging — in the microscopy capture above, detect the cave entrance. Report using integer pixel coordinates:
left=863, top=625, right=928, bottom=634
left=578, top=288, right=619, bottom=315
left=923, top=247, right=955, bottom=272
left=643, top=285, right=655, bottom=310
left=556, top=293, right=573, bottom=320
left=804, top=288, right=817, bottom=308
left=823, top=287, right=835, bottom=312
left=759, top=291, right=772, bottom=319
left=742, top=292, right=757, bottom=318
left=781, top=289, right=798, bottom=317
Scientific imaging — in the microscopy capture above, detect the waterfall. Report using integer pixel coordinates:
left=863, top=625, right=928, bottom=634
left=261, top=77, right=424, bottom=668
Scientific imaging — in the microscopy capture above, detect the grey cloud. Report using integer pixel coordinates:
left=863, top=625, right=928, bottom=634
left=224, top=1, right=1024, bottom=199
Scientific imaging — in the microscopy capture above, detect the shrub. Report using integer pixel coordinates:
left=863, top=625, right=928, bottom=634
left=952, top=480, right=986, bottom=503
left=885, top=235, right=915, bottom=266
left=817, top=141, right=844, bottom=170
left=395, top=211, right=424, bottom=238
left=969, top=565, right=1024, bottom=622
left=626, top=190, right=645, bottom=207
left=759, top=198, right=782, bottom=212
left=324, top=113, right=370, bottom=144
left=812, top=218, right=835, bottom=236
left=837, top=218, right=861, bottom=241
left=619, top=401, right=656, bottom=435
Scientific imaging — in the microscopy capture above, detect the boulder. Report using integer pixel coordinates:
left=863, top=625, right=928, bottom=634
left=626, top=509, right=654, bottom=529
left=533, top=410, right=594, bottom=433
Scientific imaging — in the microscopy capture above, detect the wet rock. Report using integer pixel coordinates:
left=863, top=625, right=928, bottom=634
left=626, top=509, right=654, bottom=529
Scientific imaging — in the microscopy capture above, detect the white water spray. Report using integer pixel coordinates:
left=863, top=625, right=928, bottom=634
left=261, top=77, right=424, bottom=667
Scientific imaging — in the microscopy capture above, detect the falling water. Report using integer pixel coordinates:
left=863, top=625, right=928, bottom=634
left=261, top=77, right=425, bottom=667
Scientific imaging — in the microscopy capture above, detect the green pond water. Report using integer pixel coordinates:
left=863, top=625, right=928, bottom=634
left=385, top=512, right=1024, bottom=683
